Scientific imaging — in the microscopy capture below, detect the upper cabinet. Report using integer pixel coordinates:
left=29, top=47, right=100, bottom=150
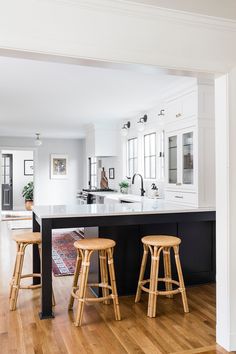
left=85, top=124, right=118, bottom=157
left=166, top=90, right=197, bottom=123
left=164, top=81, right=215, bottom=207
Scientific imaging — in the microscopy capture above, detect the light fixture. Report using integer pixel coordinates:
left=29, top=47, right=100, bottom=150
left=137, top=114, right=147, bottom=132
left=35, top=133, right=42, bottom=146
left=121, top=121, right=131, bottom=136
left=158, top=109, right=165, bottom=117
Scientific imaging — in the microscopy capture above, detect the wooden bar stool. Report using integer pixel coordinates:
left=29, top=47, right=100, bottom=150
left=68, top=238, right=121, bottom=326
left=9, top=231, right=55, bottom=311
left=135, top=235, right=189, bottom=318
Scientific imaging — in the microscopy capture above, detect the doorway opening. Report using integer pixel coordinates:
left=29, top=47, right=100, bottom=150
left=1, top=149, right=34, bottom=220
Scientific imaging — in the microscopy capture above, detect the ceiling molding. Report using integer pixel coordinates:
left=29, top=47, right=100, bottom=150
left=52, top=0, right=236, bottom=32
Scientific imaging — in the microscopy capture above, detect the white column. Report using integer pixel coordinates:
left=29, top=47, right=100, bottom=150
left=215, top=69, right=236, bottom=351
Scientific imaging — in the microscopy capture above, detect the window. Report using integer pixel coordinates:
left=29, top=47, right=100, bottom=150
left=127, top=138, right=138, bottom=177
left=144, top=132, right=156, bottom=179
left=88, top=157, right=97, bottom=188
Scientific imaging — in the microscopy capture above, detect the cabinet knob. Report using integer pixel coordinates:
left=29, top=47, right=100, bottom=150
left=176, top=113, right=182, bottom=118
left=176, top=182, right=182, bottom=186
left=175, top=195, right=183, bottom=199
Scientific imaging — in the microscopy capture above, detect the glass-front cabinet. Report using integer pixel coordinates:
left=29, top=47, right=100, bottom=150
left=166, top=127, right=195, bottom=190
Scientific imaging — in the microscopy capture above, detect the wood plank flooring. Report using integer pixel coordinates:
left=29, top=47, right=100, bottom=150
left=0, top=221, right=234, bottom=354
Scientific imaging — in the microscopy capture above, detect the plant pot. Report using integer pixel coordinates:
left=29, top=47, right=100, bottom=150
left=25, top=200, right=33, bottom=211
left=120, top=187, right=128, bottom=194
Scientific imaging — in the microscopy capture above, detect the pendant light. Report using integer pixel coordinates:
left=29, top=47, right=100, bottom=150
left=35, top=133, right=42, bottom=146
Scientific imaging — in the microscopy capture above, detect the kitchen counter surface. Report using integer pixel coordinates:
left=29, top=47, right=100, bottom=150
left=88, top=191, right=161, bottom=203
left=33, top=200, right=215, bottom=219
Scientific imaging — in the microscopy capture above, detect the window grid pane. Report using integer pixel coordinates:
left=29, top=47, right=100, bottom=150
left=144, top=133, right=156, bottom=179
left=127, top=138, right=138, bottom=176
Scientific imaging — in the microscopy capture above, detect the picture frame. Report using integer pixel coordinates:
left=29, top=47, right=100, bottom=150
left=24, top=160, right=34, bottom=176
left=50, top=154, right=68, bottom=179
left=109, top=168, right=115, bottom=179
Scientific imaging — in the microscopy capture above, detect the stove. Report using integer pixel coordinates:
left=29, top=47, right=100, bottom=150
left=77, top=188, right=115, bottom=204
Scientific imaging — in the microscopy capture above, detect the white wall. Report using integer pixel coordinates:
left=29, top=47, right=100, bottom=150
left=3, top=149, right=33, bottom=210
left=0, top=137, right=85, bottom=207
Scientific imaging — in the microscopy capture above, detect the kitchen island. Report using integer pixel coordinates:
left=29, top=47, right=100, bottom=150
left=33, top=200, right=215, bottom=319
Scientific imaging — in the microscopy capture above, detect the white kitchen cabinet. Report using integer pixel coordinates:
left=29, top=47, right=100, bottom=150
left=164, top=81, right=215, bottom=207
left=165, top=90, right=197, bottom=124
left=165, top=126, right=196, bottom=192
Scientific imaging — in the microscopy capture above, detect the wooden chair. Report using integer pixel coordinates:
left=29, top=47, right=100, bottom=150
left=68, top=238, right=121, bottom=326
left=9, top=231, right=55, bottom=311
left=135, top=235, right=189, bottom=318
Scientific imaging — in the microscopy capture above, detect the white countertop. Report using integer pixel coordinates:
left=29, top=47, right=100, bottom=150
left=33, top=200, right=215, bottom=219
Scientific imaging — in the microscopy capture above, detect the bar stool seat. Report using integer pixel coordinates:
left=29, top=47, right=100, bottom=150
left=135, top=235, right=189, bottom=318
left=9, top=231, right=55, bottom=311
left=74, top=238, right=115, bottom=250
left=12, top=232, right=42, bottom=244
left=142, top=235, right=181, bottom=247
left=69, top=238, right=121, bottom=326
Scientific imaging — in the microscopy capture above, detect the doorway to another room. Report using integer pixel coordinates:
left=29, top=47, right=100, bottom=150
left=1, top=149, right=34, bottom=221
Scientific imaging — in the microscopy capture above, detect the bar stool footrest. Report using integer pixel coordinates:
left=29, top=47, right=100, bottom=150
left=140, top=278, right=181, bottom=296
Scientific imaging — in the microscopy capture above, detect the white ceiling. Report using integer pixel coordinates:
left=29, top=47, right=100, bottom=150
left=0, top=56, right=193, bottom=139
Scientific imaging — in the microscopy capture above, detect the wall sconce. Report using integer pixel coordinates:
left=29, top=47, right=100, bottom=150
left=158, top=109, right=165, bottom=117
left=137, top=114, right=147, bottom=132
left=121, top=121, right=131, bottom=136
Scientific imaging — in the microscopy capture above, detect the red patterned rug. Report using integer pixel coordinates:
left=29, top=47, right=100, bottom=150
left=52, top=229, right=84, bottom=276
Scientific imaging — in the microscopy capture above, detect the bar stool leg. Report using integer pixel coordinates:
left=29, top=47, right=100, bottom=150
left=68, top=250, right=82, bottom=309
left=163, top=247, right=173, bottom=299
left=10, top=243, right=26, bottom=311
left=107, top=248, right=121, bottom=321
left=148, top=246, right=160, bottom=318
left=9, top=243, right=20, bottom=300
left=99, top=250, right=110, bottom=305
left=135, top=244, right=148, bottom=303
left=75, top=250, right=92, bottom=326
left=174, top=245, right=189, bottom=313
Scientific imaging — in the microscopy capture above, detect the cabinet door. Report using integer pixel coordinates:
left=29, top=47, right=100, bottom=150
left=180, top=127, right=196, bottom=191
left=167, top=98, right=182, bottom=122
left=167, top=134, right=178, bottom=185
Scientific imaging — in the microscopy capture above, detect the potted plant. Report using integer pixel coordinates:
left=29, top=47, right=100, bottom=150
left=119, top=180, right=129, bottom=194
left=22, top=181, right=34, bottom=210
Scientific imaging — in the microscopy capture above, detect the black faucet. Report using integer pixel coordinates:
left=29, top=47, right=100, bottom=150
left=131, top=173, right=145, bottom=196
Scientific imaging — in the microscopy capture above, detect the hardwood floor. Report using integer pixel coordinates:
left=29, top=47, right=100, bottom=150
left=0, top=221, right=233, bottom=354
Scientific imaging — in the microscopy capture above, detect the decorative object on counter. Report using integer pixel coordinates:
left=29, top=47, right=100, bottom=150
left=24, top=159, right=34, bottom=176
left=100, top=167, right=109, bottom=189
left=50, top=154, right=68, bottom=179
left=137, top=114, right=147, bottom=132
left=135, top=235, right=189, bottom=318
left=121, top=121, right=131, bottom=136
left=22, top=181, right=34, bottom=210
left=34, top=133, right=42, bottom=146
left=109, top=167, right=115, bottom=179
left=119, top=180, right=129, bottom=194
left=149, top=183, right=159, bottom=198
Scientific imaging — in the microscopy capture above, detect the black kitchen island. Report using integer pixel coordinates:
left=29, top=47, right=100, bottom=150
left=33, top=201, right=215, bottom=319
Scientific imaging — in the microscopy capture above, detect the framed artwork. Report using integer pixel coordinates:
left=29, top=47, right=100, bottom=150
left=50, top=154, right=68, bottom=179
left=109, top=168, right=115, bottom=179
left=24, top=160, right=34, bottom=176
